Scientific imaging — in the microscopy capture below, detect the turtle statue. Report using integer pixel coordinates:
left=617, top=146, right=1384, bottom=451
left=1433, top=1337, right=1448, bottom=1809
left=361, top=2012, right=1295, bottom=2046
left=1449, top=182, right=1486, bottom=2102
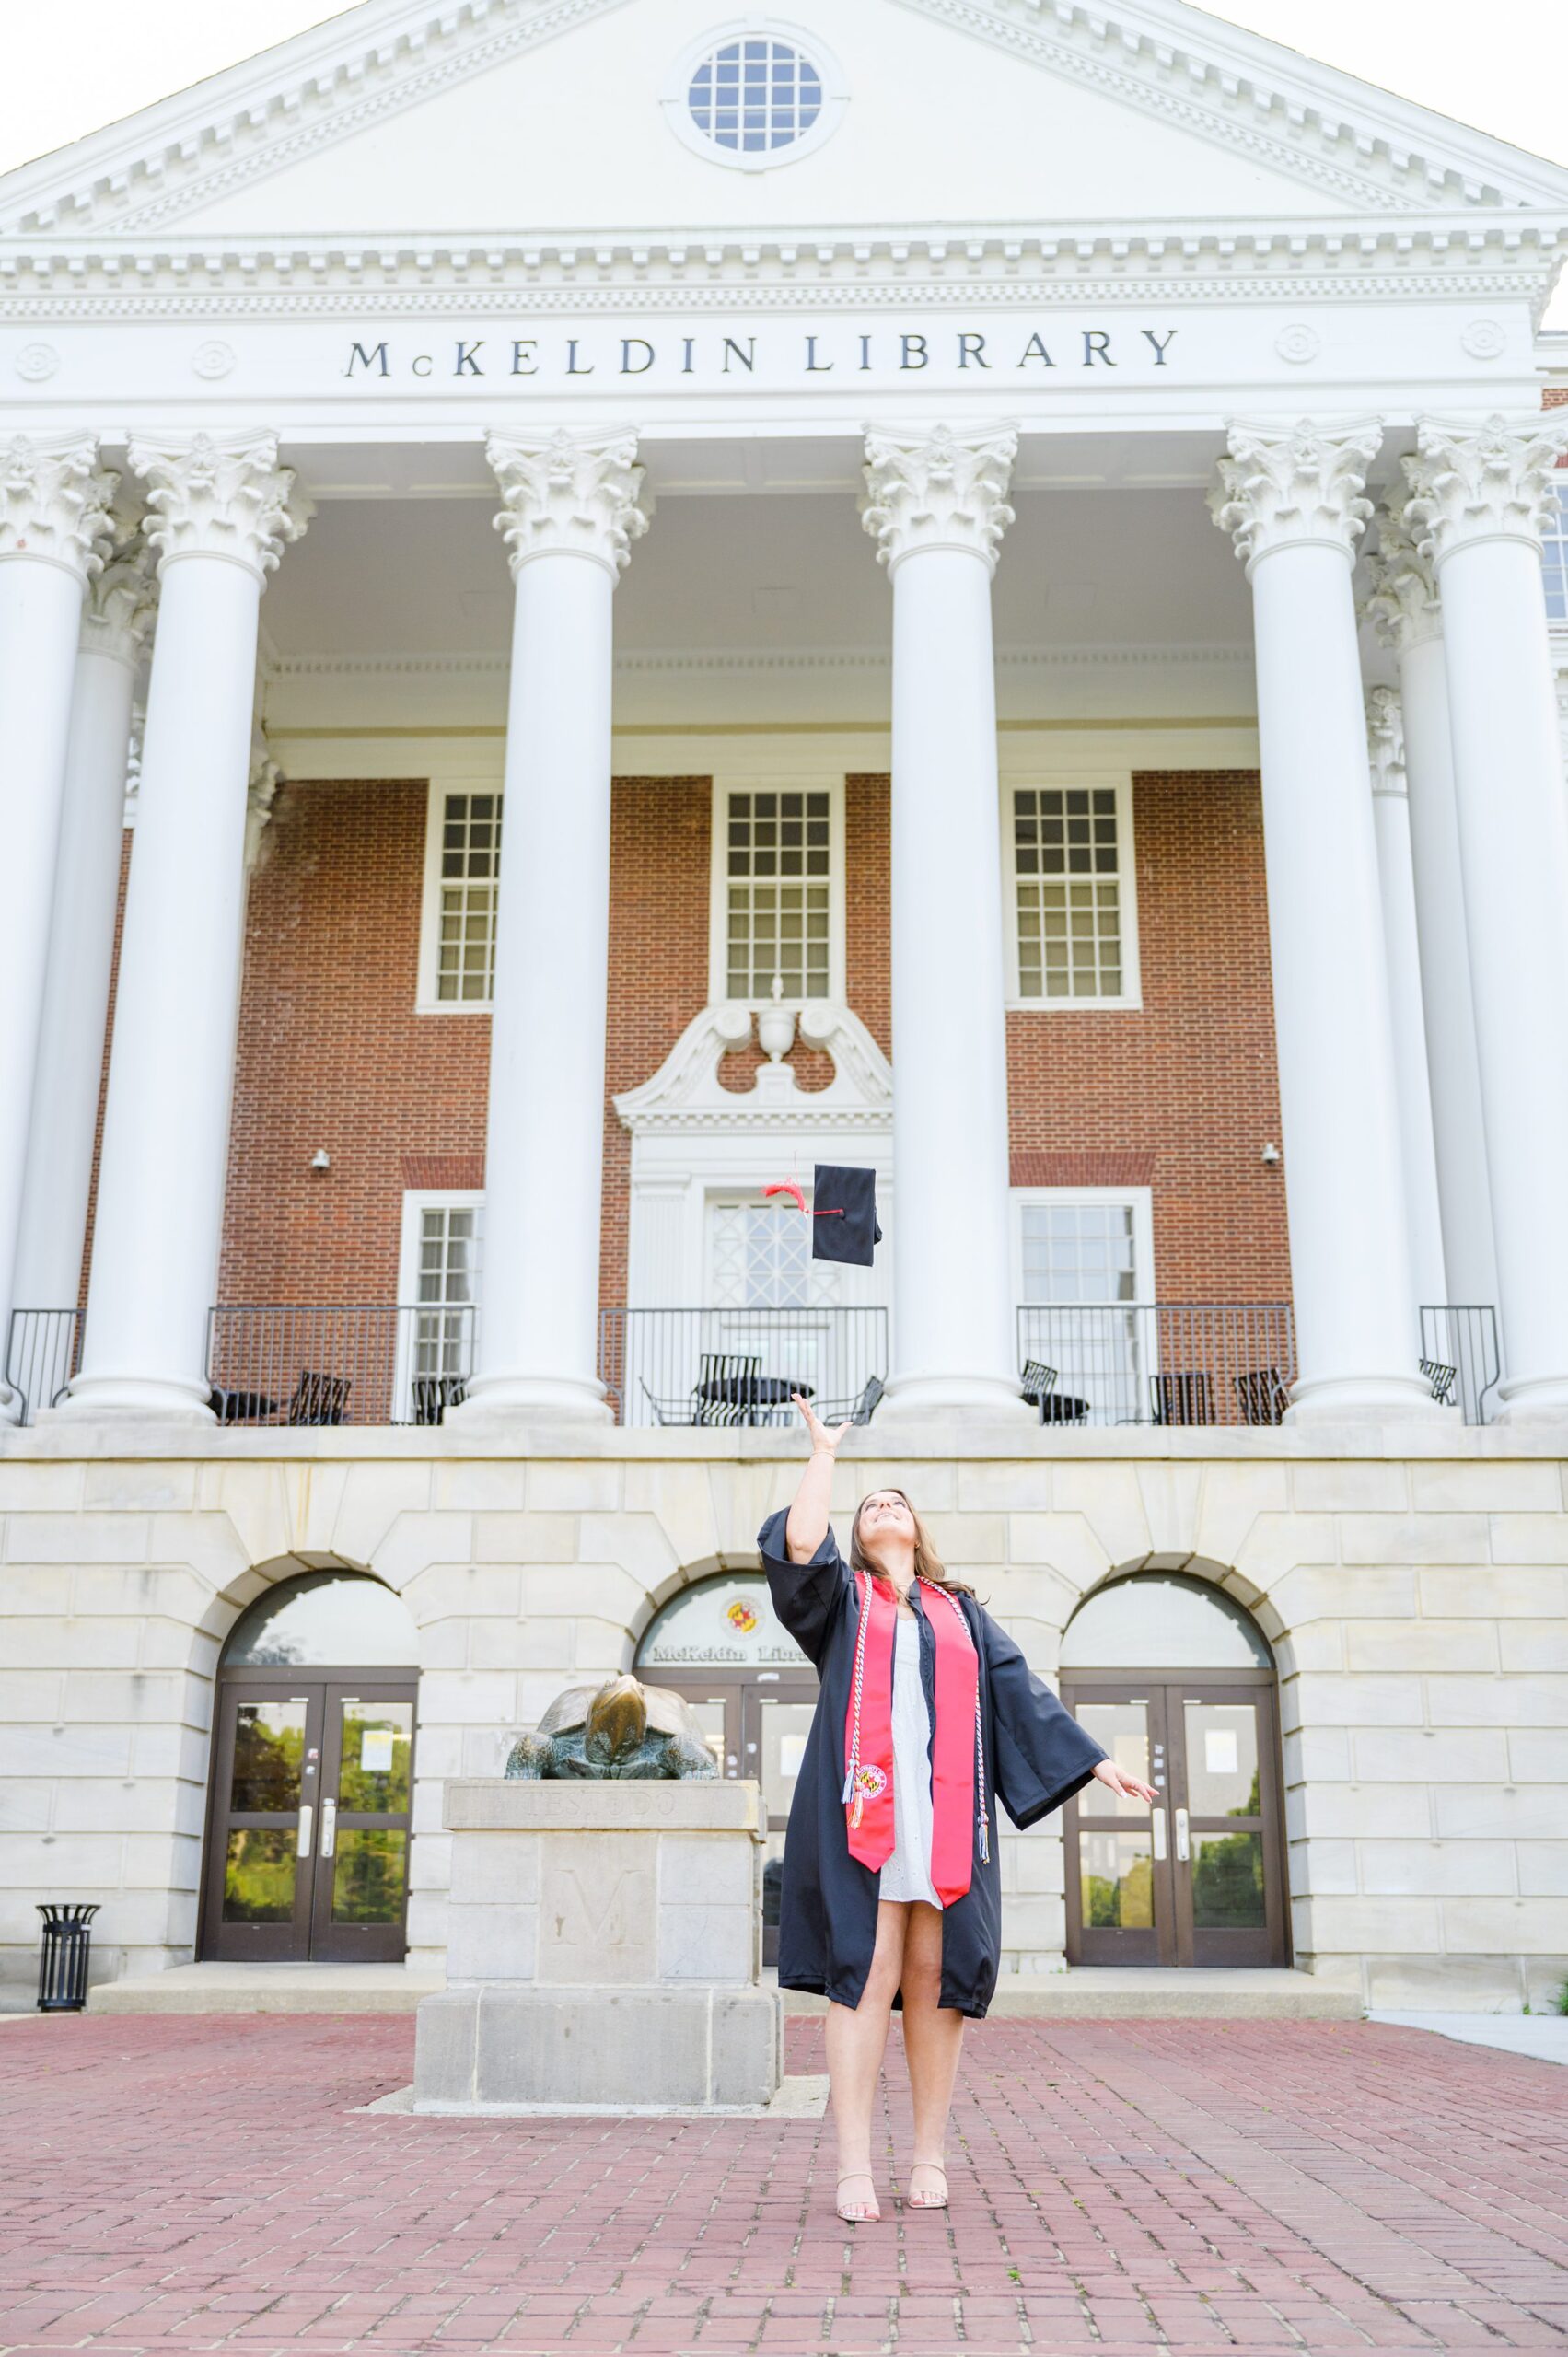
left=505, top=1673, right=719, bottom=1780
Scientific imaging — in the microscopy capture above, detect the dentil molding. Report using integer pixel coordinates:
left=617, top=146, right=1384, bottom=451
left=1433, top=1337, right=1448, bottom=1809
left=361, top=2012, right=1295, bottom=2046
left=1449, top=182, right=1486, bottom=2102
left=130, top=427, right=312, bottom=580
left=862, top=424, right=1018, bottom=575
left=1363, top=481, right=1441, bottom=653
left=1208, top=414, right=1382, bottom=573
left=1365, top=684, right=1407, bottom=798
left=0, top=431, right=117, bottom=581
left=1404, top=412, right=1568, bottom=565
left=487, top=425, right=646, bottom=578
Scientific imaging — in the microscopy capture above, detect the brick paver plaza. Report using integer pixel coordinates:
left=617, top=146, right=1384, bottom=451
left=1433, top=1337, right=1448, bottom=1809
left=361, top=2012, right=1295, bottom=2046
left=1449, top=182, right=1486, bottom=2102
left=2, top=2014, right=1564, bottom=2356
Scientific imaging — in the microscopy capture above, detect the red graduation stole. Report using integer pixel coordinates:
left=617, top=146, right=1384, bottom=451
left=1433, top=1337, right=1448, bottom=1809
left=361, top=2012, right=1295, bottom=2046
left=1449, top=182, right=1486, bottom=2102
left=842, top=1570, right=987, bottom=1906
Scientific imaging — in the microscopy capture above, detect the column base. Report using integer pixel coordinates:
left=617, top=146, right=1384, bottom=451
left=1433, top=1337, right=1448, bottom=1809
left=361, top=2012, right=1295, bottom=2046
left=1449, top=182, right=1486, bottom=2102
left=1491, top=1373, right=1568, bottom=1424
left=447, top=1371, right=614, bottom=1427
left=876, top=1371, right=1033, bottom=1425
left=50, top=1372, right=216, bottom=1422
left=1283, top=1371, right=1447, bottom=1425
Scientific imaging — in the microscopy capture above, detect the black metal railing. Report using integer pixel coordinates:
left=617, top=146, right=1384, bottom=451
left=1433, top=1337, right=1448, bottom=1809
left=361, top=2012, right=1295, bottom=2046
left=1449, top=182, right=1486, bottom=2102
left=598, top=1306, right=889, bottom=1429
left=1420, top=1305, right=1502, bottom=1425
left=4, top=1310, right=82, bottom=1426
left=205, top=1306, right=478, bottom=1427
left=1016, top=1303, right=1298, bottom=1428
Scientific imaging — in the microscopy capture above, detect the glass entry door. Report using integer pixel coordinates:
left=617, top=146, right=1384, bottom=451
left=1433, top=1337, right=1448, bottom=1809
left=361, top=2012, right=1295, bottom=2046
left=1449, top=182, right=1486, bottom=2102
left=1063, top=1676, right=1286, bottom=1967
left=202, top=1674, right=417, bottom=1964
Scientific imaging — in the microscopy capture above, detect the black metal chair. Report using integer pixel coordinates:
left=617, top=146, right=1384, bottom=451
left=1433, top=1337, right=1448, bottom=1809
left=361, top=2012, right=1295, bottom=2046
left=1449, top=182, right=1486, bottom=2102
left=1234, top=1368, right=1289, bottom=1427
left=285, top=1370, right=352, bottom=1426
left=813, top=1375, right=886, bottom=1427
left=638, top=1379, right=703, bottom=1427
left=1019, top=1359, right=1059, bottom=1423
left=1151, top=1371, right=1214, bottom=1427
left=1421, top=1357, right=1458, bottom=1406
left=411, top=1374, right=467, bottom=1426
left=694, top=1353, right=764, bottom=1427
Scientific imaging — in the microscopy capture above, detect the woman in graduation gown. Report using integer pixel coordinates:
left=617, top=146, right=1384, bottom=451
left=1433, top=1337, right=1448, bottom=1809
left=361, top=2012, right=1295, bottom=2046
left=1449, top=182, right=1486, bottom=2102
left=761, top=1398, right=1158, bottom=2224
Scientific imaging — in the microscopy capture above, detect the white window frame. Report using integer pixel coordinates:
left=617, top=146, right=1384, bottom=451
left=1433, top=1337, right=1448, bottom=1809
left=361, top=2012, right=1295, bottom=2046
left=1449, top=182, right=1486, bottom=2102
left=1543, top=482, right=1568, bottom=626
left=707, top=774, right=847, bottom=1006
left=1010, top=1187, right=1156, bottom=1307
left=416, top=778, right=504, bottom=1013
left=1003, top=774, right=1142, bottom=1012
left=394, top=1190, right=485, bottom=1420
left=660, top=18, right=851, bottom=175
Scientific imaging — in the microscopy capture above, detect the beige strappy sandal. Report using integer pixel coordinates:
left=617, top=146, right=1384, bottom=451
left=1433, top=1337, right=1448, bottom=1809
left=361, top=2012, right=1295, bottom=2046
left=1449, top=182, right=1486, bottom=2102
left=906, top=2162, right=949, bottom=2210
left=836, top=2171, right=881, bottom=2223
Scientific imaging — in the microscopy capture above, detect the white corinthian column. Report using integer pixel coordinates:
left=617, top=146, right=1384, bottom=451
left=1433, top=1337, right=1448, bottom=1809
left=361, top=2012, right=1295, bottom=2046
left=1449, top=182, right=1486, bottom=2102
left=453, top=428, right=646, bottom=1423
left=1365, top=492, right=1498, bottom=1325
left=1407, top=413, right=1568, bottom=1419
left=1212, top=419, right=1435, bottom=1422
left=14, top=512, right=157, bottom=1319
left=1363, top=687, right=1446, bottom=1311
left=863, top=424, right=1023, bottom=1419
left=0, top=435, right=116, bottom=1401
left=63, top=432, right=308, bottom=1419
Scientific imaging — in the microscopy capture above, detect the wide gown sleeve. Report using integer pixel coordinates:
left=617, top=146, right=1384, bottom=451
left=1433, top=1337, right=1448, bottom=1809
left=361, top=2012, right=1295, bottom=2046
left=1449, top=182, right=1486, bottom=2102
left=982, top=1608, right=1108, bottom=1829
left=758, top=1507, right=853, bottom=1671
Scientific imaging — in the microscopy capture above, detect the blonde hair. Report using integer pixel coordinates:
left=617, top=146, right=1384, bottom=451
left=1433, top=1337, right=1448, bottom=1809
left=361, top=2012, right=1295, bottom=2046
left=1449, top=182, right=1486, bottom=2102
left=850, top=1488, right=975, bottom=1599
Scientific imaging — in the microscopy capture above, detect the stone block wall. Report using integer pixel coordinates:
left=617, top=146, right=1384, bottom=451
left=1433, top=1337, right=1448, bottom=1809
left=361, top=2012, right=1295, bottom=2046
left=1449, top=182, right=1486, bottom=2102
left=0, top=1427, right=1564, bottom=2011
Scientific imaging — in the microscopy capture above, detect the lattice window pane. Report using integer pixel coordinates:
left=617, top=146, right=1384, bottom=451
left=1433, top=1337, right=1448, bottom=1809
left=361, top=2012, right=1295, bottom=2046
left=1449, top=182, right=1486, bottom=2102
left=1020, top=1202, right=1138, bottom=1305
left=710, top=1202, right=811, bottom=1310
left=726, top=788, right=833, bottom=1000
left=414, top=1205, right=482, bottom=1375
left=1015, top=787, right=1123, bottom=999
left=1543, top=485, right=1568, bottom=624
left=436, top=793, right=503, bottom=1002
left=689, top=35, right=822, bottom=154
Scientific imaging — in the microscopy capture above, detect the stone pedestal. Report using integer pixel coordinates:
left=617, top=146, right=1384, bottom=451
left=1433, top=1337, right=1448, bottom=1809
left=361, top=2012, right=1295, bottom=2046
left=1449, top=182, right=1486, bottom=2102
left=413, top=1779, right=782, bottom=2112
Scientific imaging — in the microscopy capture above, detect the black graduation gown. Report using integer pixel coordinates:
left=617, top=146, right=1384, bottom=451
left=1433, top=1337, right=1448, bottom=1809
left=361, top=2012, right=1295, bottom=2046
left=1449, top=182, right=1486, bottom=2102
left=760, top=1507, right=1108, bottom=2019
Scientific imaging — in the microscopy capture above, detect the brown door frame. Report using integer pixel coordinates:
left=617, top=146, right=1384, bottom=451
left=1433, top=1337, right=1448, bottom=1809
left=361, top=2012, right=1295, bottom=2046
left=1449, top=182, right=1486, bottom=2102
left=308, top=1680, right=418, bottom=1965
left=1063, top=1665, right=1289, bottom=1969
left=200, top=1666, right=418, bottom=1964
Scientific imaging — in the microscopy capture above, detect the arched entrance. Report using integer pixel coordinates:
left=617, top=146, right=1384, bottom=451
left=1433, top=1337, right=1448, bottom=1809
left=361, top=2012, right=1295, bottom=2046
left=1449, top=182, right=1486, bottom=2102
left=1059, top=1570, right=1288, bottom=1968
left=636, top=1571, right=815, bottom=1965
left=200, top=1562, right=419, bottom=1964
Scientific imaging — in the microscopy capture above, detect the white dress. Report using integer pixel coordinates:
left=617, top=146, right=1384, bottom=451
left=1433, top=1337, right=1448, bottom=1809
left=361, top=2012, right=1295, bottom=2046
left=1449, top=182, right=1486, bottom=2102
left=877, top=1610, right=942, bottom=1907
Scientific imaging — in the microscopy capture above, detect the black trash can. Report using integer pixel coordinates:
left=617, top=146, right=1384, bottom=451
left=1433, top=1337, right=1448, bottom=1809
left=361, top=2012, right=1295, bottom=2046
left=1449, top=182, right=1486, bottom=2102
left=36, top=1904, right=99, bottom=2013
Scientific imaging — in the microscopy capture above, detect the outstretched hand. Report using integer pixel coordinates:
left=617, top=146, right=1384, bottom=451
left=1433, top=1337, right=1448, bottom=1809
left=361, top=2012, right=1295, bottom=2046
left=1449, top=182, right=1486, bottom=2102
left=1091, top=1759, right=1161, bottom=1806
left=793, top=1393, right=852, bottom=1456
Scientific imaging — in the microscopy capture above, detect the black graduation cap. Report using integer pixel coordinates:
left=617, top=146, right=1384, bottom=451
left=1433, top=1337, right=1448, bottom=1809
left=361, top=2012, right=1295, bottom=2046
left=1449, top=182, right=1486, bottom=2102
left=811, top=1164, right=881, bottom=1268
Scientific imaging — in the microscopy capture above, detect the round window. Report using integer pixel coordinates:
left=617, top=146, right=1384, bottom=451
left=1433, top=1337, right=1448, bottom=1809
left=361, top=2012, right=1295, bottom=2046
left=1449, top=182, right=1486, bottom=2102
left=664, top=21, right=846, bottom=171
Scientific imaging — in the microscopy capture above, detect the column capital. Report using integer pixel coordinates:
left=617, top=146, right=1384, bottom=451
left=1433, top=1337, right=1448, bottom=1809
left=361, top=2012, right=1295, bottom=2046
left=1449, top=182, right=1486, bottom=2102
left=1406, top=412, right=1568, bottom=566
left=486, top=426, right=647, bottom=579
left=1365, top=685, right=1407, bottom=798
left=1364, top=481, right=1442, bottom=652
left=0, top=433, right=117, bottom=585
left=129, top=429, right=311, bottom=584
left=861, top=423, right=1017, bottom=575
left=1209, top=416, right=1383, bottom=574
left=81, top=508, right=159, bottom=668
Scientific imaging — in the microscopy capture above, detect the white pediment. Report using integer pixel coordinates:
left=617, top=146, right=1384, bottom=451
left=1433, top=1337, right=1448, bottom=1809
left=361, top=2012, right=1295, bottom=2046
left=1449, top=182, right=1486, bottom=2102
left=615, top=999, right=893, bottom=1133
left=5, top=0, right=1568, bottom=249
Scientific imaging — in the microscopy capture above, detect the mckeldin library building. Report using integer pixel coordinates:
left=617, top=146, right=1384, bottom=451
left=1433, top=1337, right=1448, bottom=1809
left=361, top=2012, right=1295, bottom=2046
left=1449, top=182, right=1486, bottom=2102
left=2, top=0, right=1568, bottom=2012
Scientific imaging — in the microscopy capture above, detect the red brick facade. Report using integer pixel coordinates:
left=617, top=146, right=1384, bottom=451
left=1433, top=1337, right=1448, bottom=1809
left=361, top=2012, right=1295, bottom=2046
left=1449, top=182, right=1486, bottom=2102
left=215, top=765, right=1289, bottom=1314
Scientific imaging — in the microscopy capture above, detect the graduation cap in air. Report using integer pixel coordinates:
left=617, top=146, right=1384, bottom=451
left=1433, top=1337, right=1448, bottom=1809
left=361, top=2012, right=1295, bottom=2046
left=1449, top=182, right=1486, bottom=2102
left=761, top=1165, right=882, bottom=1269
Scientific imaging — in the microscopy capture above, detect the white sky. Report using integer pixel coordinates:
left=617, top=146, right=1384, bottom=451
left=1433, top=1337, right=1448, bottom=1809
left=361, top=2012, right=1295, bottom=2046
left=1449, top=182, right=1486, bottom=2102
left=3, top=0, right=1564, bottom=318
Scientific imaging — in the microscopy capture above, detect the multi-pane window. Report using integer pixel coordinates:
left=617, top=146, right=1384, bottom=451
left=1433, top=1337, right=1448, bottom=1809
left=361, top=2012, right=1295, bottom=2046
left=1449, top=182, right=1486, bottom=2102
left=710, top=1201, right=811, bottom=1309
left=436, top=793, right=502, bottom=1003
left=725, top=788, right=831, bottom=1000
left=1014, top=786, right=1123, bottom=1000
left=1543, top=483, right=1568, bottom=624
left=1020, top=1202, right=1138, bottom=1304
left=688, top=35, right=822, bottom=155
left=414, top=1204, right=482, bottom=1378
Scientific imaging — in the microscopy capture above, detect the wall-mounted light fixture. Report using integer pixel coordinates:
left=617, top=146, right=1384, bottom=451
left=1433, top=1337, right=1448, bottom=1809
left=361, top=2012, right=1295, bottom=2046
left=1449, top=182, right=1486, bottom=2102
left=310, top=1148, right=331, bottom=1173
left=1260, top=1142, right=1282, bottom=1167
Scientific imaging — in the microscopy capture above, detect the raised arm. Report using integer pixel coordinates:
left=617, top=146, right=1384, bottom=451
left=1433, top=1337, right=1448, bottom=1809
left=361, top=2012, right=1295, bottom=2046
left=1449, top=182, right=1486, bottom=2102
left=784, top=1394, right=852, bottom=1561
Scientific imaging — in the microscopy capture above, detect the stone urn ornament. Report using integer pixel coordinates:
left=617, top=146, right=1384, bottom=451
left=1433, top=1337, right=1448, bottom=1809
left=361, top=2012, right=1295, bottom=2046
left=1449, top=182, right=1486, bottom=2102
left=505, top=1672, right=719, bottom=1780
